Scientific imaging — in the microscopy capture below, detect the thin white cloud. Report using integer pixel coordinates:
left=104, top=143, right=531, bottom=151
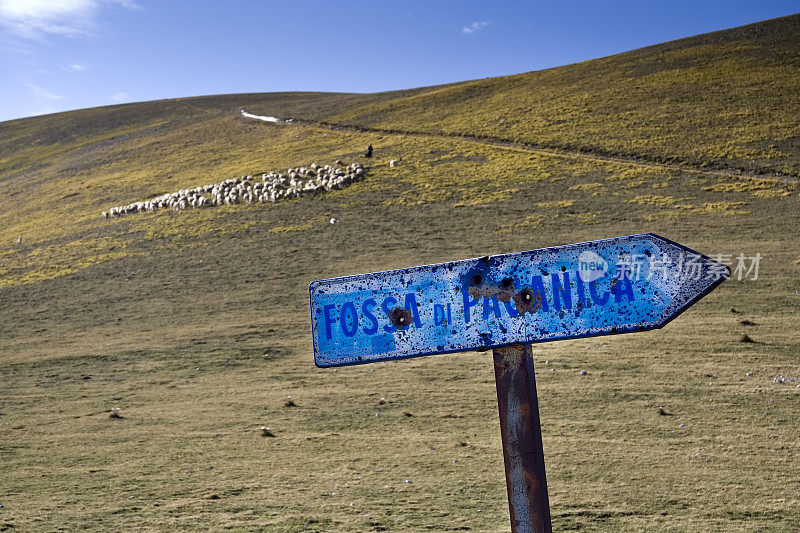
left=110, top=91, right=128, bottom=102
left=26, top=83, right=65, bottom=116
left=66, top=63, right=86, bottom=71
left=109, top=0, right=140, bottom=9
left=28, top=83, right=63, bottom=100
left=0, top=0, right=97, bottom=39
left=462, top=21, right=490, bottom=35
left=0, top=0, right=138, bottom=40
left=30, top=103, right=63, bottom=116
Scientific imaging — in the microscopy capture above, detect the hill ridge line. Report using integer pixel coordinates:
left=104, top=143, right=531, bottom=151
left=275, top=116, right=798, bottom=183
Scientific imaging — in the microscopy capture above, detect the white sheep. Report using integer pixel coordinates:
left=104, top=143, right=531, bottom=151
left=101, top=162, right=366, bottom=218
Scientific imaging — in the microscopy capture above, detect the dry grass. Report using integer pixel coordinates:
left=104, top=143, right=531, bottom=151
left=1, top=13, right=799, bottom=533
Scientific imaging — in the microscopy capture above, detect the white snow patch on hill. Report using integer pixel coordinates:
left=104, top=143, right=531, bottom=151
left=241, top=109, right=280, bottom=122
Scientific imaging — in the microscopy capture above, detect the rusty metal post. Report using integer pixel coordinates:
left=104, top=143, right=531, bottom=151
left=493, top=343, right=551, bottom=533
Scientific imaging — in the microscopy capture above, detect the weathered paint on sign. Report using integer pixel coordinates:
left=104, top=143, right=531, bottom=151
left=309, top=233, right=728, bottom=367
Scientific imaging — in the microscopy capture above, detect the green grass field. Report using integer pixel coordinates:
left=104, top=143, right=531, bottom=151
left=1, top=13, right=799, bottom=532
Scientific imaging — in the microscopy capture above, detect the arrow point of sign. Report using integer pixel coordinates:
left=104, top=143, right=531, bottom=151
left=644, top=234, right=730, bottom=329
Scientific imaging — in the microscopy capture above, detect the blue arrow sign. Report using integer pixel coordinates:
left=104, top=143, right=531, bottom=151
left=309, top=233, right=729, bottom=367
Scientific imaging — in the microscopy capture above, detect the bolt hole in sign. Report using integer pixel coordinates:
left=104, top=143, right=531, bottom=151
left=309, top=234, right=729, bottom=367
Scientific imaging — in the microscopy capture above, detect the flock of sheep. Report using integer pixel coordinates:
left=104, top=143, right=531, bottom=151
left=102, top=162, right=366, bottom=218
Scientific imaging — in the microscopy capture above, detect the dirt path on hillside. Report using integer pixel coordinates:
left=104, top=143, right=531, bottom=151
left=312, top=120, right=800, bottom=183
left=241, top=111, right=798, bottom=183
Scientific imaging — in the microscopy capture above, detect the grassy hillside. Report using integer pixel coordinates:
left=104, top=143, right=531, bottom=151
left=301, top=14, right=800, bottom=177
left=1, top=14, right=799, bottom=532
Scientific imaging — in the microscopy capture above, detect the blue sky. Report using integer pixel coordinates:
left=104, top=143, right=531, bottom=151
left=0, top=0, right=798, bottom=123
